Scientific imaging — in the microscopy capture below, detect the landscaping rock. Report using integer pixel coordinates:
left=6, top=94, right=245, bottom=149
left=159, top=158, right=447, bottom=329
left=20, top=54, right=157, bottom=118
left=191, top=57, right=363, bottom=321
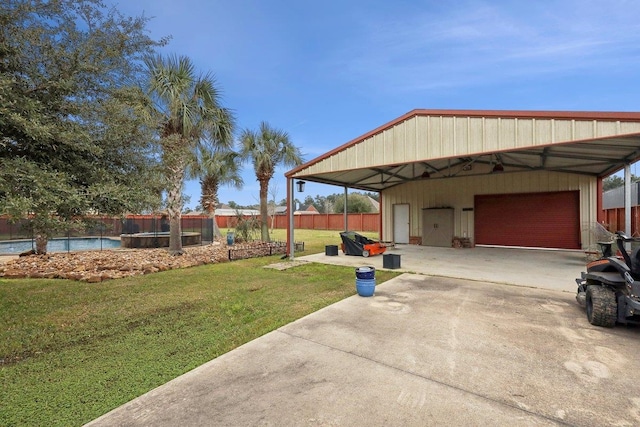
left=2, top=269, right=27, bottom=279
left=0, top=242, right=284, bottom=282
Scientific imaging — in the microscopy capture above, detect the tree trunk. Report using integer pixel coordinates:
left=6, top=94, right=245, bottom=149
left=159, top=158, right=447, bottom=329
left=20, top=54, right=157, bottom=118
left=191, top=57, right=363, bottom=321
left=208, top=207, right=223, bottom=240
left=259, top=178, right=270, bottom=242
left=167, top=163, right=185, bottom=255
left=203, top=178, right=222, bottom=240
left=270, top=208, right=275, bottom=233
left=34, top=232, right=48, bottom=255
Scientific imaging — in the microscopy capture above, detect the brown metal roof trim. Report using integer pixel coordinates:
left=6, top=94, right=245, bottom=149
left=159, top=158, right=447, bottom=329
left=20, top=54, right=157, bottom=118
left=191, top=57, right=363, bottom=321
left=286, top=109, right=640, bottom=178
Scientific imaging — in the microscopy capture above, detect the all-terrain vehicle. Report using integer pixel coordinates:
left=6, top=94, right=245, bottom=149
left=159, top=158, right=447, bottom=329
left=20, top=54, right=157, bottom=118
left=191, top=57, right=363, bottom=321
left=576, top=231, right=640, bottom=327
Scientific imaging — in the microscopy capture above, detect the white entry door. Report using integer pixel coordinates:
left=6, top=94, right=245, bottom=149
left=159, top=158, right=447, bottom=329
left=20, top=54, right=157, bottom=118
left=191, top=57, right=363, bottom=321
left=393, top=204, right=410, bottom=244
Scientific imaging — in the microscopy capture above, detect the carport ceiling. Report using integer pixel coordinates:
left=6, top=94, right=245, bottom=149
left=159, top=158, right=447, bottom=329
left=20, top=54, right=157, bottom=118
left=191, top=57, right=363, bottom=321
left=289, top=110, right=640, bottom=192
left=303, top=135, right=640, bottom=192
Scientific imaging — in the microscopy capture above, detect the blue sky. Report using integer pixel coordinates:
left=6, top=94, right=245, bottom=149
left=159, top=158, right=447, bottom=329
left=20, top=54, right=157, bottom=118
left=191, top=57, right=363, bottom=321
left=106, top=0, right=640, bottom=208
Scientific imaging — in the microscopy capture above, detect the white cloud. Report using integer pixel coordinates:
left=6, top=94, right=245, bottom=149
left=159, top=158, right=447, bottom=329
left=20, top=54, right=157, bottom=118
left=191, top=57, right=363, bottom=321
left=329, top=0, right=640, bottom=93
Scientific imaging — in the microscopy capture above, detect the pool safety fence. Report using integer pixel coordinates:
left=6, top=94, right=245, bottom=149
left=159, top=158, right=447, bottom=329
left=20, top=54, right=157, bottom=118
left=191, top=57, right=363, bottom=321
left=0, top=215, right=215, bottom=247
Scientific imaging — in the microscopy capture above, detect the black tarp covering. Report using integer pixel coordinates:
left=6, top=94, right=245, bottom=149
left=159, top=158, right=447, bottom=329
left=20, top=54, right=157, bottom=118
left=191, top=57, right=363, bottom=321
left=340, top=231, right=376, bottom=256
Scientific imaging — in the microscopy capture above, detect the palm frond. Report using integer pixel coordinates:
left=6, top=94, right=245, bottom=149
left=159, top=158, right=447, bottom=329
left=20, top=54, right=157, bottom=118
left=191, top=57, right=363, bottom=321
left=240, top=121, right=304, bottom=183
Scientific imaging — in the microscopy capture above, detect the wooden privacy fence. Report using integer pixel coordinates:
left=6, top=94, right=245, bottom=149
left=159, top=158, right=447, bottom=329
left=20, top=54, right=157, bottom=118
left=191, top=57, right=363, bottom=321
left=214, top=213, right=379, bottom=232
left=272, top=213, right=379, bottom=232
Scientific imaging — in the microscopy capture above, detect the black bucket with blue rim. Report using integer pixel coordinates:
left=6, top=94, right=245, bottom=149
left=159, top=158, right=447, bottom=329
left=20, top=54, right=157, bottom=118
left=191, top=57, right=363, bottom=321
left=355, top=266, right=375, bottom=279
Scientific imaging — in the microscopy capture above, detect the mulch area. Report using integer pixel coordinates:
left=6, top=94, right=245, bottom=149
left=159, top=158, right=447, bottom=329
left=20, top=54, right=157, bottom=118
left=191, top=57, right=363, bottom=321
left=0, top=241, right=290, bottom=282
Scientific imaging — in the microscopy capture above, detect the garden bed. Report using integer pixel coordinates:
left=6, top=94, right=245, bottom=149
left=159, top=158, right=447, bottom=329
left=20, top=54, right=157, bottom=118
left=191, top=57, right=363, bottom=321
left=0, top=241, right=303, bottom=282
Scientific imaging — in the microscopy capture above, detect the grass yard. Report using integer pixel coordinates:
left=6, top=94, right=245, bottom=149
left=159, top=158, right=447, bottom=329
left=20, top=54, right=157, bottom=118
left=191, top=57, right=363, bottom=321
left=0, top=229, right=396, bottom=426
left=267, top=228, right=378, bottom=254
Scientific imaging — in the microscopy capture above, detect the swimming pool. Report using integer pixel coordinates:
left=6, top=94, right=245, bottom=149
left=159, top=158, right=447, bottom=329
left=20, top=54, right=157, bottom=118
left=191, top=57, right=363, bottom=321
left=0, top=237, right=121, bottom=254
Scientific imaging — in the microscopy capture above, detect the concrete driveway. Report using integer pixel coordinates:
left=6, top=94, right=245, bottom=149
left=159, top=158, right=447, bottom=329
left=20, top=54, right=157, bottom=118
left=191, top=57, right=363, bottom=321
left=87, top=266, right=640, bottom=426
left=299, top=244, right=586, bottom=292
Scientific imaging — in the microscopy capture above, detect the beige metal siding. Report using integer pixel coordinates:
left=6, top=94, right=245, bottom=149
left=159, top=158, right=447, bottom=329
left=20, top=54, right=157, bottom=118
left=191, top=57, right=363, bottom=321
left=517, top=119, right=533, bottom=146
left=404, top=118, right=417, bottom=159
left=381, top=170, right=597, bottom=249
left=295, top=116, right=640, bottom=177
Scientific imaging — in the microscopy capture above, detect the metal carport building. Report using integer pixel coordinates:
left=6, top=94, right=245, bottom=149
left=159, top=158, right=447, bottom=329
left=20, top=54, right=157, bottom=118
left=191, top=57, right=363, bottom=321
left=285, top=109, right=640, bottom=254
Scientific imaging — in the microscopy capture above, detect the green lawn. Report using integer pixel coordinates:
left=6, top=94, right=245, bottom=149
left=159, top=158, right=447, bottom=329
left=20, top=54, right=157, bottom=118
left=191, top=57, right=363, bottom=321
left=0, top=230, right=395, bottom=426
left=268, top=228, right=378, bottom=254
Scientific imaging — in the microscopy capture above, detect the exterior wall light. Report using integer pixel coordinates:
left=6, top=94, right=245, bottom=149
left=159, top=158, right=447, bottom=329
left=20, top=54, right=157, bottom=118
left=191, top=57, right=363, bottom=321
left=492, top=154, right=504, bottom=173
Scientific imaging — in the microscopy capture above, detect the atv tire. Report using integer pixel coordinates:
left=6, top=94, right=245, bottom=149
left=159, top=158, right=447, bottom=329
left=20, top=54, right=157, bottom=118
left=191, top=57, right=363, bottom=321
left=585, top=285, right=617, bottom=327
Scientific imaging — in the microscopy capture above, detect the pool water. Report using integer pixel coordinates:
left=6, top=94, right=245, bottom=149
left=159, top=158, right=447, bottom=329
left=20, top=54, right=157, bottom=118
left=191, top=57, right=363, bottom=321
left=0, top=237, right=121, bottom=254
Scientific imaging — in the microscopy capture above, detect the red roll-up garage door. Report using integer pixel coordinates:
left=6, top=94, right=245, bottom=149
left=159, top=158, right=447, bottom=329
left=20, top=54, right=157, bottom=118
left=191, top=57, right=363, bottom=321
left=474, top=191, right=580, bottom=249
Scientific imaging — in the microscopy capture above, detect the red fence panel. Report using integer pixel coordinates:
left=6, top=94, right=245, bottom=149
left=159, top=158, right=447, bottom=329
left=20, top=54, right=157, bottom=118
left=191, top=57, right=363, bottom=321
left=602, top=207, right=640, bottom=236
left=265, top=213, right=379, bottom=232
left=313, top=215, right=328, bottom=230
left=362, top=213, right=379, bottom=232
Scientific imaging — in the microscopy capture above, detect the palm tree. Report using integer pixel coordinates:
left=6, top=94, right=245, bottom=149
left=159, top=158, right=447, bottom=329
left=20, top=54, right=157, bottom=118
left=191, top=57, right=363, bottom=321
left=189, top=147, right=243, bottom=239
left=144, top=54, right=234, bottom=254
left=240, top=122, right=304, bottom=242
